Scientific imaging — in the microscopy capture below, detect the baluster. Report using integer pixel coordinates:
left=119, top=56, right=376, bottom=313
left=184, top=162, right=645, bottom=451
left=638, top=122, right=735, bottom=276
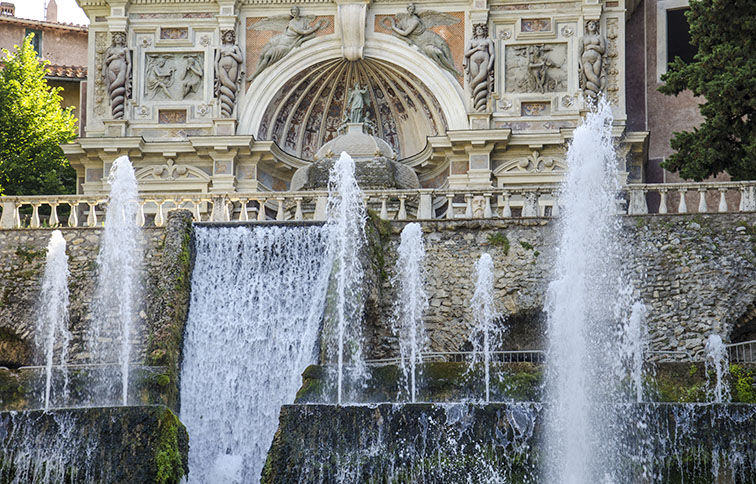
left=137, top=200, right=146, bottom=227
left=418, top=192, right=432, bottom=219
left=740, top=185, right=756, bottom=212
left=501, top=192, right=512, bottom=218
left=550, top=190, right=560, bottom=217
left=697, top=188, right=708, bottom=213
left=380, top=196, right=388, bottom=220
left=192, top=201, right=201, bottom=221
left=483, top=193, right=492, bottom=218
left=677, top=188, right=688, bottom=213
left=445, top=194, right=455, bottom=219
left=464, top=194, right=473, bottom=218
left=717, top=188, right=728, bottom=213
left=276, top=198, right=285, bottom=221
left=155, top=201, right=165, bottom=227
left=257, top=199, right=267, bottom=221
left=87, top=201, right=97, bottom=227
left=629, top=189, right=648, bottom=215
left=14, top=203, right=21, bottom=228
left=224, top=201, right=232, bottom=222
left=68, top=202, right=79, bottom=227
left=659, top=189, right=668, bottom=214
left=294, top=198, right=303, bottom=221
left=523, top=191, right=539, bottom=217
left=49, top=202, right=59, bottom=227
left=31, top=203, right=41, bottom=228
left=239, top=199, right=249, bottom=221
left=398, top=196, right=407, bottom=220
left=314, top=195, right=328, bottom=220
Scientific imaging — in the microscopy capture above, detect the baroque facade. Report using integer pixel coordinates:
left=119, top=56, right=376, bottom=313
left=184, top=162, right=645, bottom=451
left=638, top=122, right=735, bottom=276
left=66, top=0, right=649, bottom=200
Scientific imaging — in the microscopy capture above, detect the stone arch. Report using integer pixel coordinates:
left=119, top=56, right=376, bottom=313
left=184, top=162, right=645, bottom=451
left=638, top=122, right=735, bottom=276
left=731, top=300, right=756, bottom=343
left=238, top=36, right=468, bottom=146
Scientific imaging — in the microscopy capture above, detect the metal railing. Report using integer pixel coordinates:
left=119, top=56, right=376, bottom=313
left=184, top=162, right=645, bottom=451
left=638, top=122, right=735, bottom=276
left=726, top=340, right=756, bottom=364
left=1, top=181, right=754, bottom=229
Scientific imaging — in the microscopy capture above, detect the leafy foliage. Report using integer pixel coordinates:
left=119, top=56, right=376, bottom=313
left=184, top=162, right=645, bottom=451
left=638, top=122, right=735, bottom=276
left=658, top=0, right=756, bottom=181
left=0, top=34, right=77, bottom=195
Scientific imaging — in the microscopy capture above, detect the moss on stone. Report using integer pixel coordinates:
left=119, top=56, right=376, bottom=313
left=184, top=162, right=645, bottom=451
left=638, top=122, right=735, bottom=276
left=486, top=232, right=510, bottom=255
left=155, top=407, right=186, bottom=484
left=730, top=364, right=756, bottom=403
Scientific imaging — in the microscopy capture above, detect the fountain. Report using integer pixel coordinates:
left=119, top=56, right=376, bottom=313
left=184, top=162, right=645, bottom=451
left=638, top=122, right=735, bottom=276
left=324, top=152, right=368, bottom=404
left=469, top=253, right=498, bottom=403
left=543, top=100, right=645, bottom=483
left=36, top=230, right=71, bottom=410
left=705, top=334, right=730, bottom=403
left=179, top=225, right=330, bottom=484
left=87, top=155, right=141, bottom=406
left=392, top=222, right=428, bottom=402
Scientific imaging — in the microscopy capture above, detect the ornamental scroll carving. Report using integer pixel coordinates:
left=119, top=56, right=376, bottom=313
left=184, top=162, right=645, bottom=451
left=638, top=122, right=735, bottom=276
left=215, top=30, right=243, bottom=117
left=382, top=3, right=461, bottom=77
left=247, top=6, right=329, bottom=82
left=578, top=20, right=607, bottom=103
left=464, top=23, right=494, bottom=112
left=102, top=32, right=131, bottom=119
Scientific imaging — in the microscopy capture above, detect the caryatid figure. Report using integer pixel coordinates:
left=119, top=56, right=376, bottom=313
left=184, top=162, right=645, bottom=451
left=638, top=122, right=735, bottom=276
left=215, top=30, right=244, bottom=118
left=464, top=23, right=495, bottom=112
left=578, top=19, right=607, bottom=103
left=102, top=31, right=131, bottom=119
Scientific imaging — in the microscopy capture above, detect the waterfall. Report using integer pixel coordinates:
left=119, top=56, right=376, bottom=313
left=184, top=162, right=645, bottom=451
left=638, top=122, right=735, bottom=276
left=705, top=334, right=730, bottom=403
left=469, top=253, right=498, bottom=403
left=392, top=222, right=428, bottom=402
left=87, top=155, right=141, bottom=406
left=180, top=225, right=330, bottom=484
left=324, top=152, right=367, bottom=405
left=36, top=230, right=71, bottom=410
left=543, top=101, right=645, bottom=483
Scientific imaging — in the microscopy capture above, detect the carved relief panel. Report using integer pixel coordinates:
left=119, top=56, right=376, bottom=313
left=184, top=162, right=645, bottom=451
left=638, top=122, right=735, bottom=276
left=504, top=43, right=567, bottom=94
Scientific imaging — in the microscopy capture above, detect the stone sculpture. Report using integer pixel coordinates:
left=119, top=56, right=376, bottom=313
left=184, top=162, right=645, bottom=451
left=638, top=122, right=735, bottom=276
left=247, top=6, right=329, bottom=82
left=464, top=23, right=495, bottom=112
left=182, top=54, right=203, bottom=99
left=348, top=83, right=368, bottom=123
left=383, top=3, right=461, bottom=77
left=102, top=31, right=131, bottom=119
left=215, top=30, right=243, bottom=117
left=145, top=56, right=176, bottom=99
left=526, top=44, right=556, bottom=94
left=578, top=19, right=607, bottom=103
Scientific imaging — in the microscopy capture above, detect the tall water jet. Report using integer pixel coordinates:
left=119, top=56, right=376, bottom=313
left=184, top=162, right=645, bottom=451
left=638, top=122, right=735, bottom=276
left=88, top=155, right=141, bottom=406
left=624, top=300, right=647, bottom=403
left=36, top=230, right=71, bottom=410
left=180, top=225, right=330, bottom=484
left=543, top=100, right=641, bottom=483
left=469, top=253, right=498, bottom=403
left=392, top=222, right=428, bottom=402
left=705, top=334, right=730, bottom=403
left=325, top=152, right=367, bottom=404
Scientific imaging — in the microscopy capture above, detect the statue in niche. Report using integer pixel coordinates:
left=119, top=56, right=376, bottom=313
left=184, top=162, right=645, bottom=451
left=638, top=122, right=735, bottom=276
left=382, top=3, right=461, bottom=77
left=102, top=31, right=131, bottom=119
left=578, top=19, right=607, bottom=103
left=146, top=55, right=176, bottom=99
left=464, top=23, right=495, bottom=112
left=182, top=54, right=203, bottom=99
left=247, top=6, right=329, bottom=82
left=347, top=83, right=368, bottom=123
left=215, top=30, right=243, bottom=117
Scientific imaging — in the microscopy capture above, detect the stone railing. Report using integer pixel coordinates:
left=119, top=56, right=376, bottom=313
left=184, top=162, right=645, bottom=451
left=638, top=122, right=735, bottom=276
left=1, top=182, right=754, bottom=229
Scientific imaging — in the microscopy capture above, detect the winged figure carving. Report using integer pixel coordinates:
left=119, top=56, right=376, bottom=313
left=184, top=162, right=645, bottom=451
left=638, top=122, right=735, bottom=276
left=382, top=3, right=461, bottom=77
left=247, top=6, right=329, bottom=81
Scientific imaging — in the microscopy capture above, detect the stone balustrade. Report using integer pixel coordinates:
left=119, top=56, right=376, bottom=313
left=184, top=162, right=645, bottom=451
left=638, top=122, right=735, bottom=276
left=1, top=182, right=755, bottom=229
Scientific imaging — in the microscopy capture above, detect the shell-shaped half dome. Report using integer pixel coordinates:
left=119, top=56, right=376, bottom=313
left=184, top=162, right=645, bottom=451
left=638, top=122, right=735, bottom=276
left=257, top=58, right=449, bottom=160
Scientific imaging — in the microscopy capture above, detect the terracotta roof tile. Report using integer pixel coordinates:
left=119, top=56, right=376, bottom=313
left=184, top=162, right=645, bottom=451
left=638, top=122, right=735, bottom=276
left=45, top=64, right=87, bottom=80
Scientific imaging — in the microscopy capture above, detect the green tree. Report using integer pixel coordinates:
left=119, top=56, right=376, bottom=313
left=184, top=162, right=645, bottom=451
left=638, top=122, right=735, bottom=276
left=659, top=0, right=756, bottom=181
left=0, top=34, right=77, bottom=195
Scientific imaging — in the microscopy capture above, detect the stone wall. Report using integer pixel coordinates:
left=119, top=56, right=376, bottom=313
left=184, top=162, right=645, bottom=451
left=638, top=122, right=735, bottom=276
left=368, top=213, right=756, bottom=360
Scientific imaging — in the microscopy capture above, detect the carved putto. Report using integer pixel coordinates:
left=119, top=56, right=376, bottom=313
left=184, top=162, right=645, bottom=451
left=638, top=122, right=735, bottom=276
left=383, top=3, right=461, bottom=77
left=464, top=23, right=495, bottom=112
left=215, top=30, right=243, bottom=118
left=247, top=6, right=329, bottom=82
left=578, top=19, right=607, bottom=103
left=102, top=31, right=131, bottom=119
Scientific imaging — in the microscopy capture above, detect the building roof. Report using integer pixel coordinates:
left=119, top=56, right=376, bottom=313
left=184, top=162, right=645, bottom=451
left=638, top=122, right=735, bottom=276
left=0, top=12, right=87, bottom=33
left=46, top=63, right=86, bottom=80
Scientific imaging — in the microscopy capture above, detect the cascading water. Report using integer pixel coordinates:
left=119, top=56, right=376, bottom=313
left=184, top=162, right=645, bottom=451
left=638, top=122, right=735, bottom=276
left=324, top=152, right=367, bottom=405
left=469, top=253, right=498, bottom=403
left=625, top=301, right=647, bottom=403
left=392, top=222, right=428, bottom=402
left=87, top=155, right=141, bottom=406
left=705, top=334, right=730, bottom=403
left=36, top=230, right=71, bottom=410
left=543, top=100, right=645, bottom=483
left=179, top=225, right=330, bottom=484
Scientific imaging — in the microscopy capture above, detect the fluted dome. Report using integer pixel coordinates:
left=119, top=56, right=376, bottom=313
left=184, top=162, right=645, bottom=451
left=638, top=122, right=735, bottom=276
left=291, top=123, right=420, bottom=191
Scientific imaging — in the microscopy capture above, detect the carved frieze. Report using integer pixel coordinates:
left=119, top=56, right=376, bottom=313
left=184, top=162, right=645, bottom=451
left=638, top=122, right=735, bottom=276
left=505, top=43, right=567, bottom=93
left=499, top=151, right=564, bottom=173
left=144, top=53, right=204, bottom=101
left=94, top=31, right=108, bottom=116
left=605, top=18, right=620, bottom=105
left=521, top=18, right=551, bottom=33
